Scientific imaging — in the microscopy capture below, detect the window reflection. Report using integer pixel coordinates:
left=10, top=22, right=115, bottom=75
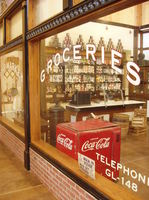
left=0, top=48, right=24, bottom=128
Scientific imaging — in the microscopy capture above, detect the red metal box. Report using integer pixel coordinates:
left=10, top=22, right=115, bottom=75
left=56, top=119, right=121, bottom=179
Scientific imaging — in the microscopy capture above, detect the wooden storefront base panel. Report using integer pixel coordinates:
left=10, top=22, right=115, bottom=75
left=0, top=123, right=25, bottom=163
left=0, top=116, right=24, bottom=139
left=31, top=140, right=141, bottom=200
left=30, top=149, right=97, bottom=200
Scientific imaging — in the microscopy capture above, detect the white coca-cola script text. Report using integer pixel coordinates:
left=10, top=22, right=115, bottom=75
left=57, top=134, right=73, bottom=150
left=81, top=137, right=110, bottom=152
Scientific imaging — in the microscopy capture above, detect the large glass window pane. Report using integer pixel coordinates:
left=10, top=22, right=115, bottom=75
left=143, top=33, right=149, bottom=48
left=143, top=50, right=149, bottom=60
left=0, top=47, right=24, bottom=129
left=39, top=19, right=148, bottom=199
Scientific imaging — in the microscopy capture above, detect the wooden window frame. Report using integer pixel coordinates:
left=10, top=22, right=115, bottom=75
left=5, top=5, right=22, bottom=43
left=0, top=20, right=4, bottom=47
left=28, top=0, right=64, bottom=30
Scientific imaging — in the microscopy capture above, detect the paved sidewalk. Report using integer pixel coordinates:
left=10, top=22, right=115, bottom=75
left=0, top=142, right=56, bottom=200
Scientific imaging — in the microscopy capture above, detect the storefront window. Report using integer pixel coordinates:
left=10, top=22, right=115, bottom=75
left=0, top=47, right=24, bottom=129
left=29, top=1, right=149, bottom=199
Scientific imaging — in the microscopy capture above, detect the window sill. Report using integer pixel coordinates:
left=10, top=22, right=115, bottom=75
left=32, top=140, right=141, bottom=200
left=0, top=115, right=24, bottom=142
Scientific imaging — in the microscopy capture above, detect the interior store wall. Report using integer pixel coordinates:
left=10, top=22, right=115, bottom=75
left=101, top=7, right=138, bottom=26
left=101, top=2, right=149, bottom=26
left=142, top=2, right=149, bottom=25
left=45, top=22, right=134, bottom=56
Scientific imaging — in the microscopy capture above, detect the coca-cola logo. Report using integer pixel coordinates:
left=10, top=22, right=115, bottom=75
left=57, top=134, right=73, bottom=151
left=81, top=137, right=110, bottom=152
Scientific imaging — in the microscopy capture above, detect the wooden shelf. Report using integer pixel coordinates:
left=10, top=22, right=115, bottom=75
left=66, top=82, right=94, bottom=84
left=96, top=82, right=122, bottom=84
left=43, top=47, right=124, bottom=96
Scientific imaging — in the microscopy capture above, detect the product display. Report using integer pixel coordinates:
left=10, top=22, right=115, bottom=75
left=45, top=61, right=64, bottom=102
left=45, top=52, right=123, bottom=102
left=76, top=35, right=85, bottom=51
left=65, top=62, right=95, bottom=95
left=97, top=37, right=106, bottom=51
left=44, top=35, right=124, bottom=103
left=62, top=33, right=73, bottom=49
left=130, top=109, right=147, bottom=135
left=116, top=39, right=123, bottom=53
left=49, top=35, right=61, bottom=48
left=96, top=64, right=122, bottom=91
left=107, top=38, right=114, bottom=52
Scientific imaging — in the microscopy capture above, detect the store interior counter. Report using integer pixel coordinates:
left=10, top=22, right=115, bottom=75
left=65, top=100, right=145, bottom=121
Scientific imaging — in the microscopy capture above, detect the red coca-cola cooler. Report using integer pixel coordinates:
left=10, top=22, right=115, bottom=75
left=56, top=119, right=121, bottom=180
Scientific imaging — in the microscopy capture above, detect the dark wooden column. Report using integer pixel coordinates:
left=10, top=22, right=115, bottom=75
left=140, top=31, right=143, bottom=54
left=133, top=29, right=139, bottom=63
left=22, top=0, right=30, bottom=170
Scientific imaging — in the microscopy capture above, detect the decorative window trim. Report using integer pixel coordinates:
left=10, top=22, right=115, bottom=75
left=0, top=35, right=23, bottom=53
left=26, top=0, right=118, bottom=40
